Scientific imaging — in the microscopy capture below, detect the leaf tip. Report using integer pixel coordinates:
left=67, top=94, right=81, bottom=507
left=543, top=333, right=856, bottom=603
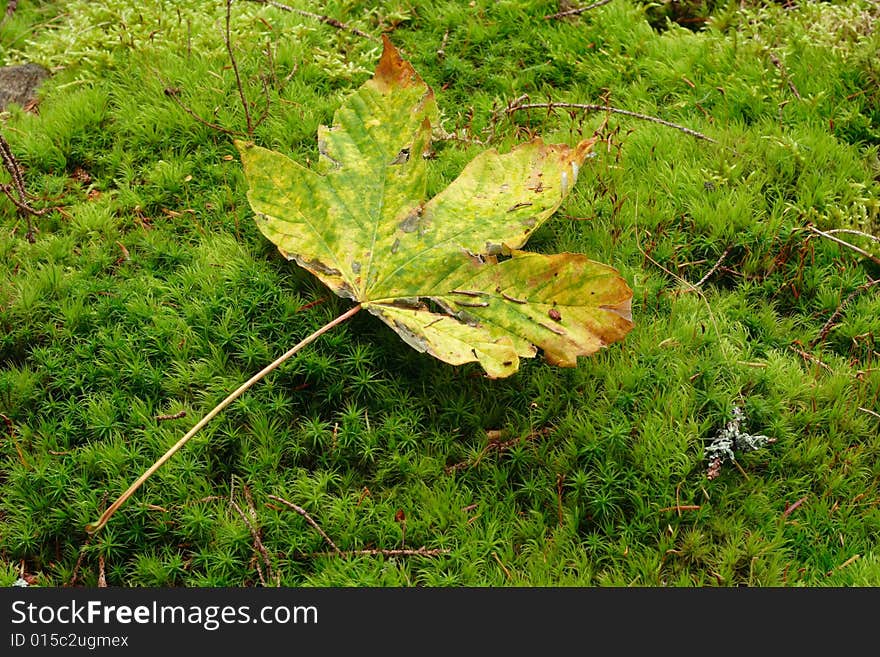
left=375, top=34, right=425, bottom=92
left=233, top=138, right=256, bottom=156
left=574, top=136, right=598, bottom=162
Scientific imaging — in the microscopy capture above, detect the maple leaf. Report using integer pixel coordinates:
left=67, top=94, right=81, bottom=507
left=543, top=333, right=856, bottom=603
left=86, top=37, right=636, bottom=535
left=237, top=37, right=632, bottom=377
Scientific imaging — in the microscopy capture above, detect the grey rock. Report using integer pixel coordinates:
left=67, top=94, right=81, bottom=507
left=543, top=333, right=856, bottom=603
left=0, top=63, right=48, bottom=110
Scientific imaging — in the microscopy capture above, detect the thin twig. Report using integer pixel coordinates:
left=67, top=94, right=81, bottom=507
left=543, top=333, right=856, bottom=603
left=555, top=473, right=565, bottom=527
left=808, top=226, right=880, bottom=267
left=824, top=228, right=880, bottom=244
left=155, top=410, right=187, bottom=422
left=1, top=412, right=30, bottom=468
left=693, top=247, right=731, bottom=287
left=732, top=459, right=750, bottom=480
left=230, top=493, right=272, bottom=586
left=507, top=99, right=717, bottom=143
left=226, top=0, right=253, bottom=135
left=657, top=505, right=701, bottom=513
left=307, top=547, right=450, bottom=558
left=243, top=484, right=273, bottom=582
left=810, top=278, right=880, bottom=347
left=244, top=0, right=378, bottom=41
left=858, top=406, right=880, bottom=420
left=544, top=0, right=614, bottom=20
left=253, top=74, right=272, bottom=132
left=789, top=344, right=833, bottom=373
left=768, top=51, right=802, bottom=101
left=163, top=87, right=248, bottom=137
left=68, top=539, right=92, bottom=586
left=0, top=132, right=49, bottom=242
left=86, top=304, right=362, bottom=533
left=633, top=212, right=727, bottom=359
left=437, top=30, right=449, bottom=60
left=827, top=554, right=861, bottom=576
left=97, top=555, right=107, bottom=588
left=298, top=297, right=327, bottom=312
left=492, top=552, right=513, bottom=580
left=267, top=494, right=341, bottom=555
left=444, top=428, right=551, bottom=473
left=0, top=134, right=28, bottom=198
left=782, top=495, right=808, bottom=519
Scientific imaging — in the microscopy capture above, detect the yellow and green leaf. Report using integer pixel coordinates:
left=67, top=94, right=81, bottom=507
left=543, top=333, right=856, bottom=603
left=237, top=36, right=633, bottom=377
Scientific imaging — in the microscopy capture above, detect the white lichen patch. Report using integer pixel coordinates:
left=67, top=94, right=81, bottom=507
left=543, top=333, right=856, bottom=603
left=705, top=406, right=775, bottom=480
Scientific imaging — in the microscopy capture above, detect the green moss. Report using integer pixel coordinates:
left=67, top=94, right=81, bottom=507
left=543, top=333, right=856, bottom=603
left=1, top=0, right=878, bottom=587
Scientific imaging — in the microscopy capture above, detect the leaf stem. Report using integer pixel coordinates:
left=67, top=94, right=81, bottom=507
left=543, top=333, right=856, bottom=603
left=86, top=303, right=362, bottom=534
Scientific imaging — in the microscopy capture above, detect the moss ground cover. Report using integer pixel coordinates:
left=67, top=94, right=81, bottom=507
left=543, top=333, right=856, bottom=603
left=1, top=0, right=878, bottom=586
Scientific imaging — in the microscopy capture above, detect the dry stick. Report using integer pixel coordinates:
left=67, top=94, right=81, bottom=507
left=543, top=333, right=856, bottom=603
left=68, top=543, right=90, bottom=586
left=810, top=278, right=880, bottom=348
left=789, top=344, right=833, bottom=374
left=253, top=74, right=272, bottom=132
left=808, top=226, right=880, bottom=267
left=267, top=494, right=342, bottom=555
left=244, top=0, right=378, bottom=41
left=693, top=247, right=731, bottom=287
left=155, top=410, right=187, bottom=422
left=544, top=0, right=614, bottom=20
left=555, top=473, right=565, bottom=527
left=97, top=556, right=107, bottom=588
left=858, top=406, right=880, bottom=420
left=446, top=428, right=549, bottom=473
left=0, top=134, right=28, bottom=197
left=492, top=552, right=513, bottom=580
left=0, top=133, right=49, bottom=242
left=824, top=228, right=880, bottom=244
left=244, top=483, right=276, bottom=585
left=1, top=412, right=30, bottom=468
left=163, top=88, right=249, bottom=137
left=782, top=495, right=808, bottom=519
left=827, top=554, right=861, bottom=576
left=657, top=505, right=701, bottom=513
left=156, top=13, right=268, bottom=141
left=230, top=499, right=272, bottom=585
left=768, top=52, right=802, bottom=101
left=437, top=30, right=449, bottom=60
left=634, top=219, right=726, bottom=353
left=307, top=547, right=450, bottom=558
left=226, top=0, right=253, bottom=136
left=85, top=304, right=362, bottom=533
left=507, top=101, right=718, bottom=144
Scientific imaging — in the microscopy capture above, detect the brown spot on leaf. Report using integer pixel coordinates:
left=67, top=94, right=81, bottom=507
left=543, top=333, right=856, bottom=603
left=548, top=308, right=562, bottom=322
left=375, top=35, right=427, bottom=93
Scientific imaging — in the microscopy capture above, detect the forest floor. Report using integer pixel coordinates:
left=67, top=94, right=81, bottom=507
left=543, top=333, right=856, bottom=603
left=1, top=0, right=878, bottom=586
